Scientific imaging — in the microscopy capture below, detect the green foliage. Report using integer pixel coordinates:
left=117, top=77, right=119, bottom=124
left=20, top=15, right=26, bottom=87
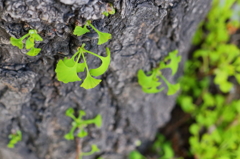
left=55, top=44, right=111, bottom=89
left=10, top=29, right=43, bottom=56
left=137, top=50, right=181, bottom=95
left=73, top=21, right=112, bottom=45
left=128, top=134, right=179, bottom=159
left=178, top=0, right=240, bottom=158
left=64, top=108, right=102, bottom=158
left=7, top=130, right=22, bottom=148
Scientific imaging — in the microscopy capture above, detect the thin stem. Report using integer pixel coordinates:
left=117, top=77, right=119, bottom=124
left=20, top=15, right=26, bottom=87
left=87, top=21, right=99, bottom=33
left=84, top=50, right=102, bottom=59
left=76, top=138, right=82, bottom=159
left=20, top=34, right=30, bottom=40
left=81, top=50, right=90, bottom=73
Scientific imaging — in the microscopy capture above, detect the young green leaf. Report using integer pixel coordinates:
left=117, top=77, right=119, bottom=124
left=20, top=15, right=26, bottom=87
left=80, top=73, right=102, bottom=89
left=26, top=47, right=41, bottom=56
left=102, top=11, right=109, bottom=16
left=82, top=144, right=100, bottom=156
left=160, top=75, right=180, bottom=95
left=10, top=37, right=24, bottom=49
left=55, top=57, right=82, bottom=83
left=31, top=33, right=43, bottom=41
left=25, top=37, right=34, bottom=49
left=77, top=129, right=88, bottom=138
left=159, top=50, right=181, bottom=75
left=88, top=47, right=111, bottom=76
left=73, top=25, right=90, bottom=36
left=97, top=32, right=112, bottom=45
left=87, top=22, right=112, bottom=45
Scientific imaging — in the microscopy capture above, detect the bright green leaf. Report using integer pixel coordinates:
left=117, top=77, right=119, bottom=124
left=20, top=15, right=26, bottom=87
left=25, top=37, right=34, bottom=49
left=77, top=129, right=88, bottom=138
left=160, top=75, right=180, bottom=95
left=10, top=37, right=24, bottom=49
left=97, top=31, right=112, bottom=45
left=89, top=47, right=111, bottom=76
left=55, top=58, right=81, bottom=83
left=73, top=25, right=90, bottom=36
left=159, top=50, right=181, bottom=75
left=26, top=47, right=41, bottom=56
left=80, top=73, right=101, bottom=89
left=31, top=33, right=43, bottom=41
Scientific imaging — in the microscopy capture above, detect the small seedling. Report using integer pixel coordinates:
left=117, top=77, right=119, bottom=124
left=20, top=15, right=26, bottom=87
left=55, top=43, right=111, bottom=89
left=7, top=130, right=22, bottom=148
left=137, top=50, right=181, bottom=95
left=10, top=29, right=43, bottom=56
left=102, top=3, right=116, bottom=17
left=73, top=20, right=112, bottom=45
left=64, top=108, right=102, bottom=159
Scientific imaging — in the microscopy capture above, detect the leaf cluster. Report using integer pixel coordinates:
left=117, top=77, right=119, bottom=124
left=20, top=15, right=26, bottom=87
left=128, top=134, right=181, bottom=159
left=178, top=0, right=240, bottom=158
left=55, top=44, right=111, bottom=89
left=64, top=108, right=102, bottom=158
left=10, top=29, right=43, bottom=56
left=137, top=50, right=181, bottom=95
left=7, top=130, right=22, bottom=148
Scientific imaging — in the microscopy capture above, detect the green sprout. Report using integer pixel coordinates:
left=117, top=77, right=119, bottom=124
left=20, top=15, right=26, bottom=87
left=64, top=108, right=102, bottom=159
left=137, top=50, right=181, bottom=95
left=55, top=43, right=111, bottom=89
left=102, top=3, right=116, bottom=17
left=10, top=29, right=43, bottom=56
left=7, top=130, right=22, bottom=148
left=73, top=21, right=112, bottom=45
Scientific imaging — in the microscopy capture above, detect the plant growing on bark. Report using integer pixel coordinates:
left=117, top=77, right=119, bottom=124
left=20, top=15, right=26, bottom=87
left=178, top=0, right=240, bottom=158
left=10, top=29, right=43, bottom=56
left=137, top=50, right=181, bottom=95
left=55, top=44, right=111, bottom=89
left=64, top=108, right=102, bottom=159
left=7, top=130, right=22, bottom=148
left=73, top=20, right=111, bottom=45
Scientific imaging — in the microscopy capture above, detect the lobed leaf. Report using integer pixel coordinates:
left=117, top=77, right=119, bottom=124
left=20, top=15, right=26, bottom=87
left=10, top=37, right=24, bottom=49
left=159, top=50, right=181, bottom=75
left=25, top=37, right=34, bottom=49
left=26, top=47, right=41, bottom=56
left=80, top=73, right=101, bottom=89
left=89, top=47, right=111, bottom=76
left=73, top=25, right=90, bottom=36
left=55, top=58, right=81, bottom=83
left=160, top=75, right=180, bottom=95
left=97, top=31, right=112, bottom=45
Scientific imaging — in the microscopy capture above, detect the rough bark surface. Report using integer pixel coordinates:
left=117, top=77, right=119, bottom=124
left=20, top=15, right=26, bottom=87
left=0, top=0, right=210, bottom=159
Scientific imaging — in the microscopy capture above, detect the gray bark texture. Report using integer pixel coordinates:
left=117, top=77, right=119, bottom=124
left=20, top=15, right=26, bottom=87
left=0, top=0, right=210, bottom=159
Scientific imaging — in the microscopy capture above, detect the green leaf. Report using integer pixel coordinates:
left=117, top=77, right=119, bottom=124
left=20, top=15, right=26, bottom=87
left=64, top=133, right=74, bottom=140
left=159, top=50, right=181, bottom=75
left=73, top=25, right=90, bottom=36
left=87, top=22, right=111, bottom=45
left=80, top=73, right=101, bottom=89
left=102, top=11, right=109, bottom=16
left=97, top=32, right=112, bottom=45
left=26, top=47, right=41, bottom=56
left=55, top=58, right=81, bottom=83
left=31, top=33, right=43, bottom=41
left=77, top=63, right=85, bottom=73
left=138, top=70, right=159, bottom=88
left=93, top=115, right=102, bottom=127
left=77, top=129, right=88, bottom=138
left=82, top=144, right=100, bottom=156
left=128, top=151, right=145, bottom=159
left=65, top=108, right=75, bottom=117
left=89, top=47, right=111, bottom=76
left=25, top=37, right=34, bottom=49
left=160, top=75, right=180, bottom=95
left=10, top=37, right=24, bottom=49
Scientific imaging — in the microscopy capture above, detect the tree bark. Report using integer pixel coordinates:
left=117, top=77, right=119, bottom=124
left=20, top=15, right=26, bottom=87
left=0, top=0, right=211, bottom=159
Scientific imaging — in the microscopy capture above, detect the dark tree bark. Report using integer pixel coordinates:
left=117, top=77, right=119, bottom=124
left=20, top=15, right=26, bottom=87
left=0, top=0, right=211, bottom=159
